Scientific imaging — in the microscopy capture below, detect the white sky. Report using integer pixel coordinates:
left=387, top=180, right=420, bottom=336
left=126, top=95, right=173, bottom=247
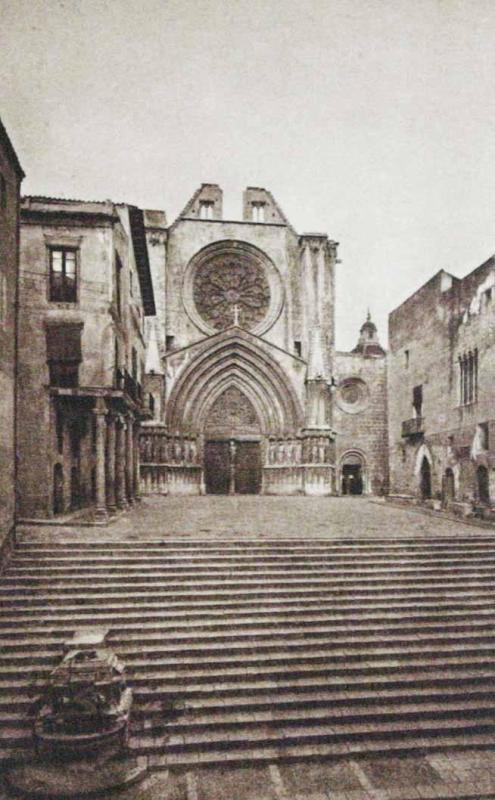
left=2, top=0, right=495, bottom=349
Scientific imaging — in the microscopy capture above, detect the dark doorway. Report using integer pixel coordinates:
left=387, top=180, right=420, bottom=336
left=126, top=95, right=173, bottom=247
left=420, top=457, right=432, bottom=499
left=477, top=465, right=490, bottom=505
left=443, top=468, right=455, bottom=506
left=204, top=441, right=231, bottom=495
left=235, top=441, right=262, bottom=494
left=342, top=463, right=363, bottom=495
left=204, top=440, right=262, bottom=495
left=70, top=465, right=81, bottom=510
left=53, top=464, right=64, bottom=515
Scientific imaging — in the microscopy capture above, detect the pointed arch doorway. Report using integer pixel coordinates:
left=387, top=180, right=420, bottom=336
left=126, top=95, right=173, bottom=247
left=203, top=386, right=263, bottom=495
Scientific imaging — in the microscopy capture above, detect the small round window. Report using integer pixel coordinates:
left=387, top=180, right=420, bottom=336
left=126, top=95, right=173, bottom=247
left=337, top=378, right=369, bottom=414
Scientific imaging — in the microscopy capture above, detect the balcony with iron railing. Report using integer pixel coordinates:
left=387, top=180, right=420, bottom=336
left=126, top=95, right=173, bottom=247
left=401, top=416, right=424, bottom=438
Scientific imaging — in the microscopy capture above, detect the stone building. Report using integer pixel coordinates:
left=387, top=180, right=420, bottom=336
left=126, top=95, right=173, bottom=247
left=0, top=118, right=23, bottom=558
left=17, top=197, right=155, bottom=520
left=388, top=259, right=495, bottom=511
left=140, top=184, right=387, bottom=496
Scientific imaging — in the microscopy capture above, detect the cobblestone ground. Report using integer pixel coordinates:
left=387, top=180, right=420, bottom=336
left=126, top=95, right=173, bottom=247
left=19, top=495, right=491, bottom=541
left=11, top=497, right=495, bottom=799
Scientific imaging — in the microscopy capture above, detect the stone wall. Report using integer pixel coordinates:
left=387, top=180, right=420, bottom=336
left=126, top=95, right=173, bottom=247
left=388, top=261, right=495, bottom=506
left=333, top=352, right=388, bottom=495
left=0, top=121, right=23, bottom=558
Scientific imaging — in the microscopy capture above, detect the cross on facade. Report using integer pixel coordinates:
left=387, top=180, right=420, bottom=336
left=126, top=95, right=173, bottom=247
left=233, top=304, right=240, bottom=326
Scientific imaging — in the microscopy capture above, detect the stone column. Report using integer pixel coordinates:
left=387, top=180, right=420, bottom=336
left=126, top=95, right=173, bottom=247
left=115, top=415, right=128, bottom=509
left=106, top=414, right=117, bottom=512
left=93, top=398, right=108, bottom=521
left=126, top=415, right=134, bottom=504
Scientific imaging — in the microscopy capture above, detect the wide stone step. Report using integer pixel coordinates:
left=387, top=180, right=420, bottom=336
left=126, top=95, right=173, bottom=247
left=2, top=596, right=495, bottom=624
left=3, top=638, right=495, bottom=670
left=16, top=534, right=495, bottom=549
left=162, top=730, right=495, bottom=769
left=2, top=625, right=495, bottom=656
left=8, top=562, right=495, bottom=580
left=4, top=574, right=495, bottom=600
left=165, top=715, right=495, bottom=754
left=10, top=552, right=495, bottom=569
left=3, top=652, right=495, bottom=689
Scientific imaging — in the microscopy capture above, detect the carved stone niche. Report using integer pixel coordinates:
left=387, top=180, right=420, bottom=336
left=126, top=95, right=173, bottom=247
left=183, top=240, right=284, bottom=335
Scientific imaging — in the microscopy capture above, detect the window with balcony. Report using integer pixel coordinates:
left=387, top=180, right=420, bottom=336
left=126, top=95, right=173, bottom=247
left=49, top=247, right=77, bottom=303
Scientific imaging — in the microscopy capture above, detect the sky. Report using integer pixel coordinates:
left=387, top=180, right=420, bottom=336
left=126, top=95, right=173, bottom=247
left=2, top=0, right=495, bottom=350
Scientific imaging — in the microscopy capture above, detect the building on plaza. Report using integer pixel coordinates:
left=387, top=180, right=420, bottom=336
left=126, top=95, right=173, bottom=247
left=17, top=196, right=155, bottom=520
left=140, top=184, right=388, bottom=496
left=388, top=259, right=495, bottom=513
left=0, top=118, right=24, bottom=556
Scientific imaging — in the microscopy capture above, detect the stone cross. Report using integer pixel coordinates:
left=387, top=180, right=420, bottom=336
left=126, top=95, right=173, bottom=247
left=233, top=304, right=240, bottom=326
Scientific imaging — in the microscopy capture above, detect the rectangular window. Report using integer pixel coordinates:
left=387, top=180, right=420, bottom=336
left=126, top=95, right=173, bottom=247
left=294, top=340, right=302, bottom=357
left=131, top=346, right=138, bottom=381
left=459, top=349, right=478, bottom=405
left=412, top=384, right=422, bottom=417
left=166, top=335, right=175, bottom=351
left=480, top=422, right=489, bottom=451
left=49, top=248, right=77, bottom=302
left=404, top=349, right=409, bottom=368
left=0, top=174, right=6, bottom=209
left=49, top=362, right=79, bottom=388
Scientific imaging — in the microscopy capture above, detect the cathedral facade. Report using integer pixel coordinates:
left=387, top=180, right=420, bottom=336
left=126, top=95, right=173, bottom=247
left=141, top=184, right=388, bottom=496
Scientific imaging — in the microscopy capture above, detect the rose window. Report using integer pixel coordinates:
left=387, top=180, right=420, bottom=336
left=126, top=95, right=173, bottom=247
left=193, top=255, right=271, bottom=331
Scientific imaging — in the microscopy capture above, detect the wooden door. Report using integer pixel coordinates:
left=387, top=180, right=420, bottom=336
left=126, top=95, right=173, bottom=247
left=204, top=441, right=231, bottom=495
left=235, top=441, right=262, bottom=494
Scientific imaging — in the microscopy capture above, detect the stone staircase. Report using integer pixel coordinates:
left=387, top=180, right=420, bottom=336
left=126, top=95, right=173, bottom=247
left=2, top=533, right=495, bottom=771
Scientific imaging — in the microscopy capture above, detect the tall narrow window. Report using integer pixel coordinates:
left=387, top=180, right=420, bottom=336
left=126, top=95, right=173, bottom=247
left=199, top=201, right=214, bottom=219
left=294, top=340, right=302, bottom=357
left=412, top=385, right=423, bottom=418
left=115, top=253, right=123, bottom=316
left=404, top=349, right=409, bottom=368
left=49, top=248, right=77, bottom=302
left=459, top=349, right=478, bottom=405
left=0, top=174, right=6, bottom=209
left=252, top=202, right=266, bottom=223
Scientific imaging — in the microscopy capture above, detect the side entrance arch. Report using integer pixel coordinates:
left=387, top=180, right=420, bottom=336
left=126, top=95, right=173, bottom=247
left=340, top=451, right=366, bottom=496
left=420, top=457, right=432, bottom=500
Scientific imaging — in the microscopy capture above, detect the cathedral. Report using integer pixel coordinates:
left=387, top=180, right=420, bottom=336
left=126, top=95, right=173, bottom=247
left=140, top=184, right=388, bottom=497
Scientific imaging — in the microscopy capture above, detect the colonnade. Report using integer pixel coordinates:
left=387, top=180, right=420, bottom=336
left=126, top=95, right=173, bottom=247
left=93, top=397, right=141, bottom=519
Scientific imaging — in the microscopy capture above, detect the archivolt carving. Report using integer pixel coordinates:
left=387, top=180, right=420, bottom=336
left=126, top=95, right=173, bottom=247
left=165, top=330, right=303, bottom=435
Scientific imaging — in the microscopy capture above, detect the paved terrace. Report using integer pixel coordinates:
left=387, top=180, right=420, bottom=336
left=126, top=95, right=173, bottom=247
left=17, top=495, right=490, bottom=541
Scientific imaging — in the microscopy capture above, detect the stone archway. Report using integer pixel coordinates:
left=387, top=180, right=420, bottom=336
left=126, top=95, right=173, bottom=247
left=203, top=386, right=263, bottom=495
left=339, top=451, right=367, bottom=496
left=420, top=457, right=432, bottom=500
left=166, top=330, right=303, bottom=436
left=165, top=330, right=304, bottom=495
